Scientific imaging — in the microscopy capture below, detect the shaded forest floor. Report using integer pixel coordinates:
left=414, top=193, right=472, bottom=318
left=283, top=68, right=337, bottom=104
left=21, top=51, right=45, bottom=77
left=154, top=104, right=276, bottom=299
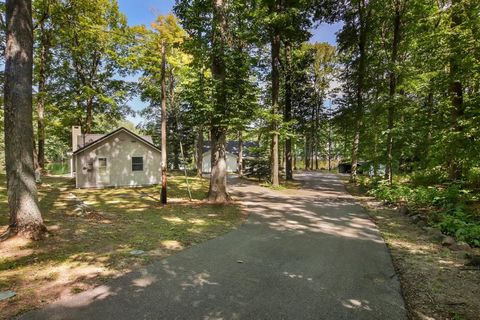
left=0, top=173, right=246, bottom=319
left=343, top=178, right=480, bottom=320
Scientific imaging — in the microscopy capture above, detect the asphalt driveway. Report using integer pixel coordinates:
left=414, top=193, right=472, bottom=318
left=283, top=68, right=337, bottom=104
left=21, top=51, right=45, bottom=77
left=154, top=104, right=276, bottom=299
left=19, top=172, right=406, bottom=320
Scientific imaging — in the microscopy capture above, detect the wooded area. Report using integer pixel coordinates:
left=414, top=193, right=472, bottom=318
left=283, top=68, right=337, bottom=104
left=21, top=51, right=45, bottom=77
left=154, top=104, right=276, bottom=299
left=0, top=0, right=479, bottom=245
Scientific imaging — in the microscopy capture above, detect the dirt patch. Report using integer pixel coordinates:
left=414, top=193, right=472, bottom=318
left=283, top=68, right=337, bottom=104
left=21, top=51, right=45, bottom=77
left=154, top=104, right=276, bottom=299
left=344, top=182, right=480, bottom=320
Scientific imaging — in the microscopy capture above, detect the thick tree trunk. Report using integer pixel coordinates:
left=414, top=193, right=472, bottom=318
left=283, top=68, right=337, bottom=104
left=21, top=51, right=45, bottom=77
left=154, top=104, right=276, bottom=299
left=385, top=2, right=402, bottom=184
left=270, top=27, right=280, bottom=186
left=237, top=131, right=243, bottom=176
left=209, top=0, right=230, bottom=202
left=196, top=127, right=204, bottom=177
left=208, top=127, right=229, bottom=202
left=160, top=44, right=167, bottom=205
left=4, top=0, right=46, bottom=240
left=448, top=0, right=464, bottom=180
left=284, top=41, right=293, bottom=180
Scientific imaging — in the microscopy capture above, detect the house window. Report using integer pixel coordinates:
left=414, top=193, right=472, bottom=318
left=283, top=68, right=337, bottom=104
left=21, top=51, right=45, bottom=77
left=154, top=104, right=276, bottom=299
left=132, top=156, right=143, bottom=171
left=98, top=157, right=107, bottom=174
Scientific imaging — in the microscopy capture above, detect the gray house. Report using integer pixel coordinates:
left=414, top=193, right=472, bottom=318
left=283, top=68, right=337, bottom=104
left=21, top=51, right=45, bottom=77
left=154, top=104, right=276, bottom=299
left=71, top=126, right=161, bottom=188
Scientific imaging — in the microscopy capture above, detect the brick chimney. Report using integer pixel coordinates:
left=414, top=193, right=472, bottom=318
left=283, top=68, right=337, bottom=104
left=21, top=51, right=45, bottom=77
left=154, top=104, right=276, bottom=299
left=72, top=126, right=81, bottom=152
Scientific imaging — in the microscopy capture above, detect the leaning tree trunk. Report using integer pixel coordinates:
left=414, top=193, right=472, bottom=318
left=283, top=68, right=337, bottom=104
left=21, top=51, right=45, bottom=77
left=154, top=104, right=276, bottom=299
left=284, top=41, right=293, bottom=180
left=160, top=43, right=168, bottom=205
left=4, top=0, right=46, bottom=240
left=208, top=0, right=230, bottom=202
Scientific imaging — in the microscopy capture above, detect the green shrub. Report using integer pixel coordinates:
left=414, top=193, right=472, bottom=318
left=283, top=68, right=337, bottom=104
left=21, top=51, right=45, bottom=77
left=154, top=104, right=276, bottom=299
left=437, top=205, right=480, bottom=247
left=411, top=167, right=448, bottom=186
left=466, top=167, right=480, bottom=188
left=46, top=162, right=70, bottom=175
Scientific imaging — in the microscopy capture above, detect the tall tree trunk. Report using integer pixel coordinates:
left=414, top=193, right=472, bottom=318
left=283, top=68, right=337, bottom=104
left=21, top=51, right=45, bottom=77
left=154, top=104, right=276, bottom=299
left=293, top=142, right=297, bottom=170
left=385, top=1, right=402, bottom=184
left=270, top=30, right=280, bottom=186
left=170, top=71, right=180, bottom=170
left=209, top=0, right=230, bottom=202
left=314, top=103, right=320, bottom=170
left=350, top=1, right=369, bottom=183
left=284, top=41, right=293, bottom=180
left=4, top=0, right=46, bottom=240
left=310, top=101, right=315, bottom=171
left=85, top=100, right=93, bottom=134
left=304, top=135, right=309, bottom=170
left=196, top=127, right=204, bottom=177
left=424, top=88, right=434, bottom=168
left=36, top=13, right=51, bottom=170
left=448, top=0, right=464, bottom=180
left=237, top=131, right=243, bottom=176
left=160, top=44, right=167, bottom=205
left=270, top=0, right=280, bottom=186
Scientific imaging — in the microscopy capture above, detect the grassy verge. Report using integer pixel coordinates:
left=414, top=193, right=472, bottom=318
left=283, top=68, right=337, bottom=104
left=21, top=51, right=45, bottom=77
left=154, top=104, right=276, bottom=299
left=342, top=177, right=480, bottom=320
left=0, top=173, right=246, bottom=319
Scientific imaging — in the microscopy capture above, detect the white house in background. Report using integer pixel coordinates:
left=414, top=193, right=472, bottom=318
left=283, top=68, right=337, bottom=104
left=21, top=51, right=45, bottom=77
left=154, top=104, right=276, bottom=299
left=201, top=141, right=258, bottom=173
left=202, top=151, right=238, bottom=173
left=70, top=126, right=161, bottom=188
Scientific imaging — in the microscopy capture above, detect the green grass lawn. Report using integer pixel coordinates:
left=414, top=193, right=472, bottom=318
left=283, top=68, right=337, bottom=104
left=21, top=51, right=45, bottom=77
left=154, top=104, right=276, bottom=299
left=0, top=173, right=245, bottom=318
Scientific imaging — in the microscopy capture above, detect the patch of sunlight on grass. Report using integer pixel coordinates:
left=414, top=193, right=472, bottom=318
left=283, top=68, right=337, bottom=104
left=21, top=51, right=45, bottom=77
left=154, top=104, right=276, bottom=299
left=188, top=218, right=206, bottom=225
left=162, top=216, right=185, bottom=224
left=161, top=240, right=184, bottom=250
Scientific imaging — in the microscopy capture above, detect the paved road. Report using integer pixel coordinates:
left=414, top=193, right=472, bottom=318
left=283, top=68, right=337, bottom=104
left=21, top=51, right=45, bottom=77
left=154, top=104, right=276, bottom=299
left=19, top=173, right=406, bottom=320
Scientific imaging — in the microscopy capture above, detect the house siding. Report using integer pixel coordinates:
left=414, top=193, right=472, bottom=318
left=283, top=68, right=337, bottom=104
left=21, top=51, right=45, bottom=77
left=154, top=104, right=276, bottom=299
left=202, top=151, right=238, bottom=173
left=74, top=131, right=161, bottom=188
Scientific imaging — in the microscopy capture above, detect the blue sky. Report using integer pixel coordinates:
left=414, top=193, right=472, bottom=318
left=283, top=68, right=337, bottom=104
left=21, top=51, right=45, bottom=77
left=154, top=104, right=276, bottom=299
left=116, top=0, right=342, bottom=124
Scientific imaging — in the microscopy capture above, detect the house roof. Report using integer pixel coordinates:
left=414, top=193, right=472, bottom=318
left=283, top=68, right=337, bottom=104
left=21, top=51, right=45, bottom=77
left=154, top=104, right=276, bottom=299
left=203, top=141, right=258, bottom=157
left=73, top=127, right=160, bottom=155
left=76, top=133, right=153, bottom=150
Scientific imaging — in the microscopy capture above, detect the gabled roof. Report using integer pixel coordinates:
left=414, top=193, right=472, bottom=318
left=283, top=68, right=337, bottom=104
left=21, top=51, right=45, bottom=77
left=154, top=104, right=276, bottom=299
left=76, top=133, right=154, bottom=150
left=73, top=127, right=160, bottom=155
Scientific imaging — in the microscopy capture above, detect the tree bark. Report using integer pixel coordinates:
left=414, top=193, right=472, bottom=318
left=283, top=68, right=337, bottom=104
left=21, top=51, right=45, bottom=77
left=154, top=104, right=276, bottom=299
left=160, top=43, right=167, bottom=205
left=270, top=0, right=280, bottom=186
left=385, top=1, right=402, bottom=184
left=284, top=41, right=293, bottom=180
left=350, top=0, right=369, bottom=183
left=4, top=0, right=46, bottom=240
left=208, top=127, right=229, bottom=202
left=85, top=99, right=93, bottom=134
left=36, top=10, right=51, bottom=170
left=237, top=131, right=243, bottom=176
left=448, top=0, right=464, bottom=180
left=196, top=127, right=204, bottom=177
left=208, top=0, right=230, bottom=202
